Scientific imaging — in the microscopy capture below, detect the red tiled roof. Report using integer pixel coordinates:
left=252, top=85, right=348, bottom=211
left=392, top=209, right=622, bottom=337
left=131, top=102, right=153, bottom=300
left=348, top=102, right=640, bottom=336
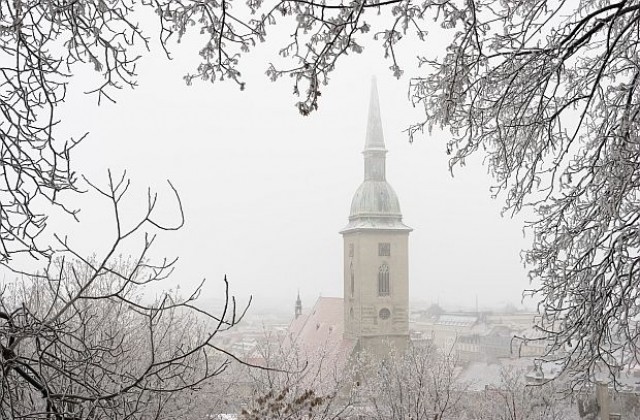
left=285, top=297, right=355, bottom=392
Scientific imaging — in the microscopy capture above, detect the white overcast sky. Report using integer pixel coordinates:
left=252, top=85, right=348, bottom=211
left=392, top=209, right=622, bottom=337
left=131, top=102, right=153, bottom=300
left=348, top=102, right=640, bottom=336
left=47, top=11, right=536, bottom=314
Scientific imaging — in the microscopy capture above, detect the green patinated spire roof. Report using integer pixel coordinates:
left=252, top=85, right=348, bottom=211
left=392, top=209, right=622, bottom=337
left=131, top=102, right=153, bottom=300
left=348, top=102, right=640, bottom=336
left=340, top=77, right=412, bottom=234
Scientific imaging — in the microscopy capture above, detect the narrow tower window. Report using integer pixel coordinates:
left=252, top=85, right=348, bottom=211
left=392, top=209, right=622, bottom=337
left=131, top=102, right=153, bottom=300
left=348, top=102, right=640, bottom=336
left=378, top=242, right=390, bottom=256
left=378, top=263, right=390, bottom=296
left=350, top=262, right=355, bottom=297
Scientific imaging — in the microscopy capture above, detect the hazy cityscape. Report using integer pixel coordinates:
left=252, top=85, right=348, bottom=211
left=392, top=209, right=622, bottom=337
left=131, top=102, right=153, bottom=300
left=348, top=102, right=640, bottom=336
left=1, top=1, right=640, bottom=419
left=191, top=82, right=640, bottom=419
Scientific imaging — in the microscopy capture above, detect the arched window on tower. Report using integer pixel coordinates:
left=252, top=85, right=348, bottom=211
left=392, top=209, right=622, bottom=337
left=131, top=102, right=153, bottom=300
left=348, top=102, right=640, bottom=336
left=378, top=264, right=390, bottom=296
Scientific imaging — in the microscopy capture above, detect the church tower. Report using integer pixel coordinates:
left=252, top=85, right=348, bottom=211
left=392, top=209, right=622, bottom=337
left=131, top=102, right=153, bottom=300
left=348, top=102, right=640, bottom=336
left=341, top=79, right=412, bottom=357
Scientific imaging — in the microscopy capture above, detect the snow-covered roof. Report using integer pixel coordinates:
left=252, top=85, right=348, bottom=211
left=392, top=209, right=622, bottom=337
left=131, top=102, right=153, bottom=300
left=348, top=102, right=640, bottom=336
left=435, top=314, right=478, bottom=327
left=285, top=297, right=355, bottom=392
left=457, top=358, right=546, bottom=391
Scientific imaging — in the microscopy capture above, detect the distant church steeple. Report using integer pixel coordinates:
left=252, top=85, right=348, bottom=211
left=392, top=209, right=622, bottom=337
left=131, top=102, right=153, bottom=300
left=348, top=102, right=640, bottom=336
left=340, top=78, right=412, bottom=358
left=295, top=291, right=302, bottom=319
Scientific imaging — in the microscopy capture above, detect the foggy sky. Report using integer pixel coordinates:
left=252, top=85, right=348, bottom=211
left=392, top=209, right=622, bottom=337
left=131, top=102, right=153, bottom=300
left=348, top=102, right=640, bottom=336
left=48, top=19, right=535, bottom=315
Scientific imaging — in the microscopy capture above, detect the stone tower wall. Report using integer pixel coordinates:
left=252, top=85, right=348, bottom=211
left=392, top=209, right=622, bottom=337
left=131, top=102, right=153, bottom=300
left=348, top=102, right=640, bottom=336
left=343, top=230, right=409, bottom=343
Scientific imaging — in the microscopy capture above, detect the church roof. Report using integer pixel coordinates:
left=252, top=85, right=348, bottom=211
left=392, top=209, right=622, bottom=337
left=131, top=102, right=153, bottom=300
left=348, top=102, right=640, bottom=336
left=342, top=79, right=412, bottom=234
left=286, top=297, right=355, bottom=392
left=350, top=180, right=401, bottom=218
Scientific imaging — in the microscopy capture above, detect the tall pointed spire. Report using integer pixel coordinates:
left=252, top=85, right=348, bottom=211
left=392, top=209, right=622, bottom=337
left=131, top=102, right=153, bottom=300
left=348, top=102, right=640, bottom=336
left=341, top=77, right=412, bottom=357
left=341, top=76, right=412, bottom=233
left=365, top=77, right=386, bottom=151
left=363, top=77, right=387, bottom=181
